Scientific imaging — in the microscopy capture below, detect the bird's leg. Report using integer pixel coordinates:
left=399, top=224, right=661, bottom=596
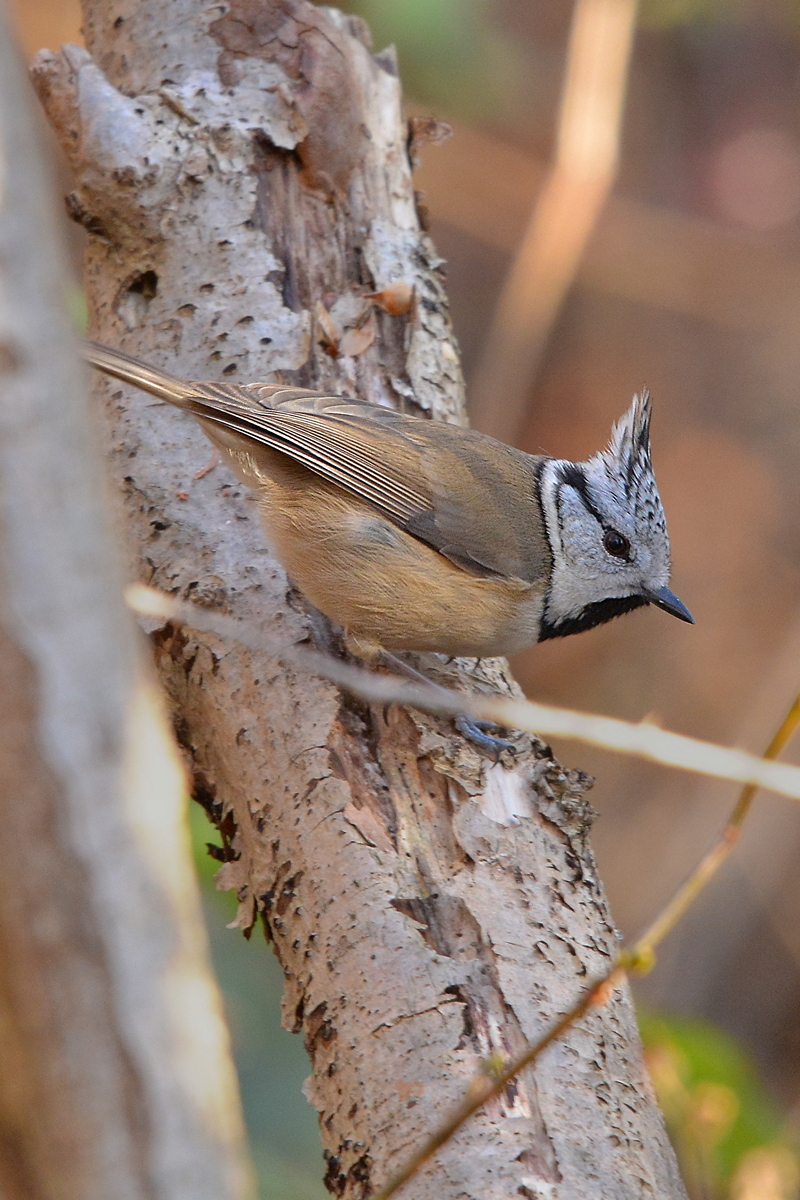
left=453, top=714, right=517, bottom=758
left=378, top=649, right=516, bottom=760
left=342, top=633, right=516, bottom=758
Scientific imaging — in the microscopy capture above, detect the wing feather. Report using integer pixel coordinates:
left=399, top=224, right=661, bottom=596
left=84, top=341, right=550, bottom=585
left=181, top=392, right=432, bottom=524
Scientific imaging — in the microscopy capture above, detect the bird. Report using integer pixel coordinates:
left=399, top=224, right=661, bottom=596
left=85, top=340, right=692, bottom=749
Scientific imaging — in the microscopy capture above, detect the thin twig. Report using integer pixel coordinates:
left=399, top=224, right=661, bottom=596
left=371, top=967, right=624, bottom=1200
left=369, top=688, right=800, bottom=1199
left=626, top=689, right=800, bottom=969
left=470, top=0, right=639, bottom=440
left=125, top=584, right=800, bottom=802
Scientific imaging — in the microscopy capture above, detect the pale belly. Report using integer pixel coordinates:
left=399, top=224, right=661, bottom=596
left=259, top=484, right=546, bottom=657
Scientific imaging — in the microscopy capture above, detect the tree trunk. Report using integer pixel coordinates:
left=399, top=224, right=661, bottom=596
left=0, top=7, right=254, bottom=1200
left=31, top=2, right=688, bottom=1196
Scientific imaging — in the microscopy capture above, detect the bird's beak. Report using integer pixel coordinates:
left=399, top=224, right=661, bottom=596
left=646, top=584, right=694, bottom=624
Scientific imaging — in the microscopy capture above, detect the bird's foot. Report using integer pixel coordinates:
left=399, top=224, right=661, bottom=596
left=454, top=715, right=516, bottom=761
left=374, top=649, right=517, bottom=761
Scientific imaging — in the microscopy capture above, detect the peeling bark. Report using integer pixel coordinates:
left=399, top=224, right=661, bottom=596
left=0, top=9, right=253, bottom=1200
left=32, top=2, right=687, bottom=1196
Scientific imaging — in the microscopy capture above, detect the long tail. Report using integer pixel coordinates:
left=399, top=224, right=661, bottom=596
left=83, top=340, right=197, bottom=406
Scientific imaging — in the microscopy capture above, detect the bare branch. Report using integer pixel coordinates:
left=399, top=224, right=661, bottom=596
left=470, top=0, right=639, bottom=440
left=0, top=10, right=253, bottom=1197
left=129, top=585, right=800, bottom=802
left=368, top=684, right=800, bottom=1199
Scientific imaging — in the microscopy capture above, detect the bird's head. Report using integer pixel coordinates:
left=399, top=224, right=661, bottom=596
left=538, top=391, right=693, bottom=640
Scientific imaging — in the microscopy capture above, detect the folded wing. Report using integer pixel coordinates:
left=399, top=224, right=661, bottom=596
left=84, top=341, right=549, bottom=585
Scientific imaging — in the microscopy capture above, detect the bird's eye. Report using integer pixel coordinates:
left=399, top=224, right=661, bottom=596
left=603, top=529, right=631, bottom=559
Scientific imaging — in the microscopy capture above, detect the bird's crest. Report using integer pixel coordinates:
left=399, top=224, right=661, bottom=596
left=578, top=389, right=666, bottom=544
left=591, top=390, right=662, bottom=513
left=606, top=390, right=652, bottom=484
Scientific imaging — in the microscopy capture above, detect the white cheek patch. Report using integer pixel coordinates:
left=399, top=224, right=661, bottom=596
left=546, top=558, right=635, bottom=621
left=539, top=460, right=639, bottom=623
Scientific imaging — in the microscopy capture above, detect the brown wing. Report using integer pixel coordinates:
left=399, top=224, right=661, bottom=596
left=182, top=382, right=550, bottom=584
left=84, top=341, right=550, bottom=584
left=184, top=384, right=435, bottom=530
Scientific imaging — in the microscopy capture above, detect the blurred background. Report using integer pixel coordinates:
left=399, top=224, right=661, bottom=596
left=11, top=1, right=800, bottom=1196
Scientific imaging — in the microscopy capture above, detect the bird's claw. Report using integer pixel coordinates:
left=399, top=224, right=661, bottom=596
left=455, top=714, right=516, bottom=761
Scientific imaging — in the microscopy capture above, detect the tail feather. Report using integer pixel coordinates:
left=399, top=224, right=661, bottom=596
left=83, top=340, right=196, bottom=406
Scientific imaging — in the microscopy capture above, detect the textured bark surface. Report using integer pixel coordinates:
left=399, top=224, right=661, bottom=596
left=32, top=2, right=687, bottom=1196
left=0, top=9, right=253, bottom=1200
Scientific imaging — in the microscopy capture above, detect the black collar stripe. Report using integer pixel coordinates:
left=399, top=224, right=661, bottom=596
left=540, top=593, right=648, bottom=641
